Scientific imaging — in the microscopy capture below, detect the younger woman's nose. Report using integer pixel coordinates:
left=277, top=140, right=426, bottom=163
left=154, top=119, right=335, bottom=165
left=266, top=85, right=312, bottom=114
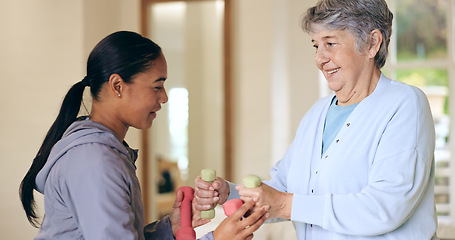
left=160, top=90, right=168, bottom=104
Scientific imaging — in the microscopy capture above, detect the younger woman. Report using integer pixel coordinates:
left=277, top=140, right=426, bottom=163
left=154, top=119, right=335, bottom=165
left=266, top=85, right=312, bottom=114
left=20, top=31, right=268, bottom=240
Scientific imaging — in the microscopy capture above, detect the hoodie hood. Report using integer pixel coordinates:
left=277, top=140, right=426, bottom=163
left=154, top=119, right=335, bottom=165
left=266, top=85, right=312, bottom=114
left=35, top=119, right=138, bottom=194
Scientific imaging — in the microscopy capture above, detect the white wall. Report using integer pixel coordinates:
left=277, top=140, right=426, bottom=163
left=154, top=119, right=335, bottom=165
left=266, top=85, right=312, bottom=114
left=0, top=1, right=84, bottom=239
left=229, top=1, right=319, bottom=238
left=186, top=2, right=225, bottom=184
left=232, top=0, right=319, bottom=183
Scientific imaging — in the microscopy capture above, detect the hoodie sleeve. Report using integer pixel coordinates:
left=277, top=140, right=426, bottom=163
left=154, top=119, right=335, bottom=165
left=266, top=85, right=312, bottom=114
left=144, top=216, right=174, bottom=239
left=144, top=216, right=215, bottom=240
left=64, top=144, right=139, bottom=240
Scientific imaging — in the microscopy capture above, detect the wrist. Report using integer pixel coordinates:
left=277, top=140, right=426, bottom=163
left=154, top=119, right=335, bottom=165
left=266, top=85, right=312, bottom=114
left=278, top=193, right=293, bottom=220
left=167, top=216, right=178, bottom=237
left=170, top=221, right=178, bottom=237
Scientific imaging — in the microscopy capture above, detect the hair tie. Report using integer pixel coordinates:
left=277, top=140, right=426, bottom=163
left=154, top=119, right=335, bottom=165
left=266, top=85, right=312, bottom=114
left=81, top=76, right=90, bottom=87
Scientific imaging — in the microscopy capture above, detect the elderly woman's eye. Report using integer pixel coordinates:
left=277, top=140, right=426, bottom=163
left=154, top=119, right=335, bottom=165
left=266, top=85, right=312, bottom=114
left=327, top=42, right=336, bottom=47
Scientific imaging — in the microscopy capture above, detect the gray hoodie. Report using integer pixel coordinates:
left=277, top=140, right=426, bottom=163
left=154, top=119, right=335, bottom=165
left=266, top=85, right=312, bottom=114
left=34, top=119, right=179, bottom=239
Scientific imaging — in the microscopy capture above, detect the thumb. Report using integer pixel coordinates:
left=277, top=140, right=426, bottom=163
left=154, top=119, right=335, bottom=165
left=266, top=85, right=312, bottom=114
left=212, top=178, right=225, bottom=190
left=173, top=189, right=183, bottom=208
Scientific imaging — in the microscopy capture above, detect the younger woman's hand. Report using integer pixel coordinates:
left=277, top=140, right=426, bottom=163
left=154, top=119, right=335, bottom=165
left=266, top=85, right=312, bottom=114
left=213, top=200, right=269, bottom=240
left=170, top=188, right=211, bottom=236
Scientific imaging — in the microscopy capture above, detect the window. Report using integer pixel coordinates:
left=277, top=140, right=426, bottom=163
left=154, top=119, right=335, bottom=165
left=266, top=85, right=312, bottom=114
left=384, top=0, right=455, bottom=236
left=168, top=88, right=189, bottom=180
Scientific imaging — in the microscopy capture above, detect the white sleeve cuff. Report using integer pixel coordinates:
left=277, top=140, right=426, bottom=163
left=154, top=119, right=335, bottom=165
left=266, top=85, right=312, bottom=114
left=291, top=193, right=326, bottom=226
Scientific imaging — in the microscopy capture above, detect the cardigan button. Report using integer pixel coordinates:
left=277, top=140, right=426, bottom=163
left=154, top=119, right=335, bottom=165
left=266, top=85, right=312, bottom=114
left=336, top=139, right=339, bottom=143
left=346, top=123, right=351, bottom=127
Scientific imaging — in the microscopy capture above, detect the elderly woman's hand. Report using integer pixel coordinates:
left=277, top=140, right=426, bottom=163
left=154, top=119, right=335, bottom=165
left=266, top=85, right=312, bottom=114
left=236, top=183, right=292, bottom=220
left=194, top=176, right=230, bottom=211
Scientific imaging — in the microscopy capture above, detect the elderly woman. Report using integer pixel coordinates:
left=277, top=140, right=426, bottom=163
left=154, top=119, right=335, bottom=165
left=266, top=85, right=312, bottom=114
left=194, top=0, right=438, bottom=239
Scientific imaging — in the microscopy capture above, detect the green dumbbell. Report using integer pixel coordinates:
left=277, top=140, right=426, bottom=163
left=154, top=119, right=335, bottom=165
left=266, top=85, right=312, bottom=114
left=200, top=168, right=217, bottom=219
left=243, top=175, right=262, bottom=188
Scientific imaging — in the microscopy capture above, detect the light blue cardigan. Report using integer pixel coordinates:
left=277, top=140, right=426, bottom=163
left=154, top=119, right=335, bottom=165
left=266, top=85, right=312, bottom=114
left=230, top=74, right=438, bottom=239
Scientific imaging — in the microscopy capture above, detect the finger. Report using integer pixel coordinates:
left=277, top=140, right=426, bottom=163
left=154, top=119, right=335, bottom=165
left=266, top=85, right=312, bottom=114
left=238, top=188, right=261, bottom=202
left=192, top=197, right=203, bottom=213
left=239, top=204, right=269, bottom=229
left=193, top=194, right=219, bottom=206
left=173, top=189, right=183, bottom=208
left=243, top=204, right=261, bottom=218
left=195, top=186, right=217, bottom=198
left=245, top=234, right=254, bottom=240
left=192, top=199, right=212, bottom=228
left=193, top=195, right=217, bottom=211
left=239, top=196, right=255, bottom=204
left=238, top=187, right=259, bottom=197
left=242, top=209, right=268, bottom=234
left=194, top=203, right=213, bottom=211
left=229, top=199, right=256, bottom=220
left=195, top=176, right=214, bottom=190
left=236, top=185, right=258, bottom=201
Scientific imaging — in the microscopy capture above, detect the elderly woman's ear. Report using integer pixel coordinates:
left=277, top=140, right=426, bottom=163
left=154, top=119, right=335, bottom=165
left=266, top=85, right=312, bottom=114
left=368, top=29, right=383, bottom=59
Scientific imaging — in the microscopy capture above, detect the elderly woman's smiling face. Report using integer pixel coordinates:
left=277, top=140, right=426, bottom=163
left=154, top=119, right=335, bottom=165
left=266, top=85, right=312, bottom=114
left=312, top=28, right=380, bottom=104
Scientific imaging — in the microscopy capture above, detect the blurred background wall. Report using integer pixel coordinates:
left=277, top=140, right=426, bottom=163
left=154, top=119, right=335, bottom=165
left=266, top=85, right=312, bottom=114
left=0, top=0, right=318, bottom=239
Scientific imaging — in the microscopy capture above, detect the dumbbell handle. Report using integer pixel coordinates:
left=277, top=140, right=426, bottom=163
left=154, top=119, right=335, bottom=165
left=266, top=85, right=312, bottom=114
left=176, top=186, right=196, bottom=240
left=200, top=169, right=216, bottom=219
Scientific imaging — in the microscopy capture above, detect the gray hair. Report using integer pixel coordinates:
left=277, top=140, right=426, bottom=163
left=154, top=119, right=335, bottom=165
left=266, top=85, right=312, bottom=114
left=302, top=0, right=393, bottom=69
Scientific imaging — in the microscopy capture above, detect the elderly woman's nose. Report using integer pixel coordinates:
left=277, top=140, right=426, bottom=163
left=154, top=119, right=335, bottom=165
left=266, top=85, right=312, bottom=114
left=315, top=48, right=329, bottom=65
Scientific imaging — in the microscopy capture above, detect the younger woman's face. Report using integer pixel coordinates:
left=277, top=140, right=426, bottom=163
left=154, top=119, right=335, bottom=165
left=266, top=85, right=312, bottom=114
left=120, top=53, right=168, bottom=129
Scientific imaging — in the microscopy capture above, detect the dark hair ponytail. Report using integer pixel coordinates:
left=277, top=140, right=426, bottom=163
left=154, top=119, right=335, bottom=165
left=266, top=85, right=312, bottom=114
left=20, top=80, right=86, bottom=227
left=20, top=31, right=162, bottom=227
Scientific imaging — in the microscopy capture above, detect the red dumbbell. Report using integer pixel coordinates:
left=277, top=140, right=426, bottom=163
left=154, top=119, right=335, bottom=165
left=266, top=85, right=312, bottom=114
left=176, top=186, right=196, bottom=240
left=222, top=199, right=244, bottom=216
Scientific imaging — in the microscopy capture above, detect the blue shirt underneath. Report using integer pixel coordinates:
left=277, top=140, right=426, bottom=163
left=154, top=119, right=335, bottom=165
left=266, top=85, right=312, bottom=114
left=322, top=96, right=358, bottom=156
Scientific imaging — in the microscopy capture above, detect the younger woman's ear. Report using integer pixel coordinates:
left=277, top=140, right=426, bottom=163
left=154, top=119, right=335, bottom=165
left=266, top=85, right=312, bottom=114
left=109, top=73, right=123, bottom=97
left=368, top=29, right=383, bottom=59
